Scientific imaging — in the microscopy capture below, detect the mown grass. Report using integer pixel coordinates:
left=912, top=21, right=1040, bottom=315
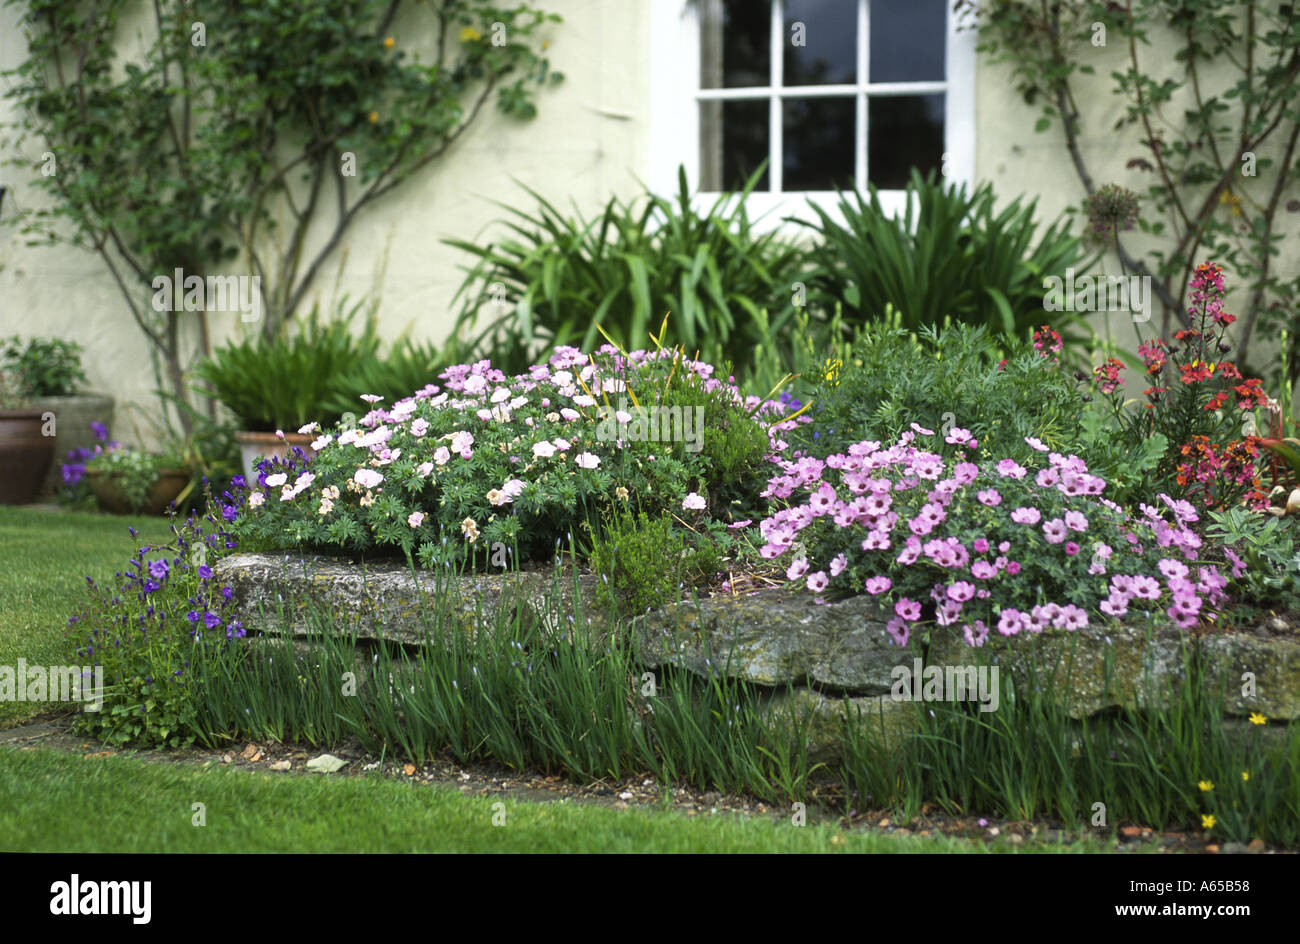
left=0, top=744, right=1103, bottom=854
left=0, top=506, right=172, bottom=725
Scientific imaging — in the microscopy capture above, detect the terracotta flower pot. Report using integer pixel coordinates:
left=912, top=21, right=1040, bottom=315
left=85, top=468, right=190, bottom=516
left=0, top=409, right=56, bottom=505
left=234, top=430, right=315, bottom=481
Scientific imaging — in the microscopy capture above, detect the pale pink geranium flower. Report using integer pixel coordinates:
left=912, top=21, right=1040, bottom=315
left=410, top=418, right=429, bottom=438
left=451, top=430, right=474, bottom=456
left=682, top=492, right=707, bottom=511
left=963, top=620, right=989, bottom=647
left=1042, top=518, right=1068, bottom=544
left=354, top=468, right=384, bottom=489
left=575, top=452, right=600, bottom=469
left=360, top=394, right=384, bottom=404
left=312, top=434, right=333, bottom=452
left=894, top=598, right=922, bottom=622
left=829, top=553, right=848, bottom=577
left=806, top=571, right=829, bottom=593
left=434, top=446, right=451, bottom=466
left=407, top=512, right=425, bottom=528
left=786, top=558, right=809, bottom=581
left=416, top=461, right=434, bottom=477
left=265, top=472, right=288, bottom=488
left=864, top=576, right=891, bottom=595
left=248, top=491, right=265, bottom=508
left=533, top=441, right=557, bottom=459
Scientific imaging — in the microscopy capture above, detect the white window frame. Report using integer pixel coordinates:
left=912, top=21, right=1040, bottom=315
left=649, top=0, right=975, bottom=230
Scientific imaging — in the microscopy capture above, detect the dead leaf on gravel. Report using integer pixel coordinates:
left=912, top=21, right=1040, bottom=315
left=403, top=763, right=416, bottom=776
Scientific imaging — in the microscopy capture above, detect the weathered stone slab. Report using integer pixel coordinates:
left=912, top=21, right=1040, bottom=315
left=217, top=553, right=1299, bottom=729
left=762, top=689, right=919, bottom=759
left=632, top=586, right=902, bottom=694
left=928, top=622, right=1300, bottom=721
left=214, top=552, right=612, bottom=646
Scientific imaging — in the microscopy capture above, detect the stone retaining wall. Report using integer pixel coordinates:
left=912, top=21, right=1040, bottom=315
left=215, top=552, right=1299, bottom=758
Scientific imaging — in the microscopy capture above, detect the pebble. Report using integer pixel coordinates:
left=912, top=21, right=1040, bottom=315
left=269, top=760, right=291, bottom=771
left=305, top=753, right=347, bottom=773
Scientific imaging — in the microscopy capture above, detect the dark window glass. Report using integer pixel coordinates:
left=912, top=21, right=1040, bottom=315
left=869, top=0, right=946, bottom=82
left=784, top=0, right=857, bottom=86
left=700, top=0, right=772, bottom=89
left=783, top=97, right=856, bottom=191
left=700, top=99, right=771, bottom=191
left=868, top=93, right=944, bottom=189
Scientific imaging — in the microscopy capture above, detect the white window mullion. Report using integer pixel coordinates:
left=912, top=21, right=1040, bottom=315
left=769, top=0, right=784, bottom=194
left=856, top=0, right=869, bottom=191
left=770, top=0, right=784, bottom=194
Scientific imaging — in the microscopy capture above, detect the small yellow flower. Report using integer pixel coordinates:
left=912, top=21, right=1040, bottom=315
left=368, top=111, right=378, bottom=123
left=460, top=26, right=481, bottom=43
left=1198, top=780, right=1214, bottom=792
left=1219, top=189, right=1243, bottom=217
left=1249, top=712, right=1267, bottom=725
left=615, top=486, right=629, bottom=501
left=821, top=357, right=842, bottom=388
left=1241, top=771, right=1250, bottom=782
left=1201, top=814, right=1216, bottom=829
left=383, top=36, right=395, bottom=49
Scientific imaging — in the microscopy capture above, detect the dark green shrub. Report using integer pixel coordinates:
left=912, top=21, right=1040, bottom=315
left=588, top=508, right=722, bottom=618
left=797, top=321, right=1087, bottom=465
left=1, top=335, right=88, bottom=397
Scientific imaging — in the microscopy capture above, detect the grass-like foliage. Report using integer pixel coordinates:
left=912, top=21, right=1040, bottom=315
left=444, top=165, right=810, bottom=380
left=800, top=169, right=1092, bottom=363
left=840, top=640, right=1300, bottom=847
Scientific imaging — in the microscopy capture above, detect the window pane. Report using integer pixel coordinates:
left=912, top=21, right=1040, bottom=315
left=699, top=0, right=772, bottom=89
left=784, top=0, right=857, bottom=86
left=868, top=93, right=944, bottom=189
left=783, top=97, right=855, bottom=191
left=869, top=0, right=946, bottom=82
left=700, top=99, right=771, bottom=192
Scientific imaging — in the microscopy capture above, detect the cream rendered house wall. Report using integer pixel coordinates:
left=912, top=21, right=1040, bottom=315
left=1, top=1, right=1292, bottom=444
left=0, top=0, right=653, bottom=445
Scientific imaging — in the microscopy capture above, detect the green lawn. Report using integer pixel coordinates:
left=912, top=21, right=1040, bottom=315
left=0, top=506, right=173, bottom=725
left=0, top=744, right=1127, bottom=854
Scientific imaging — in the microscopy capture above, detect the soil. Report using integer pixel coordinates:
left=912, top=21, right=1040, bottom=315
left=2, top=710, right=1290, bottom=854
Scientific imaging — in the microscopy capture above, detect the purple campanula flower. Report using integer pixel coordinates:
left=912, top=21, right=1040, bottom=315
left=198, top=565, right=213, bottom=580
left=148, top=559, right=169, bottom=580
left=90, top=420, right=108, bottom=442
left=204, top=611, right=222, bottom=629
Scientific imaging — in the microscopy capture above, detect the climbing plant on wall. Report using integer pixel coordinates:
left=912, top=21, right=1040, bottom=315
left=1, top=0, right=562, bottom=430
